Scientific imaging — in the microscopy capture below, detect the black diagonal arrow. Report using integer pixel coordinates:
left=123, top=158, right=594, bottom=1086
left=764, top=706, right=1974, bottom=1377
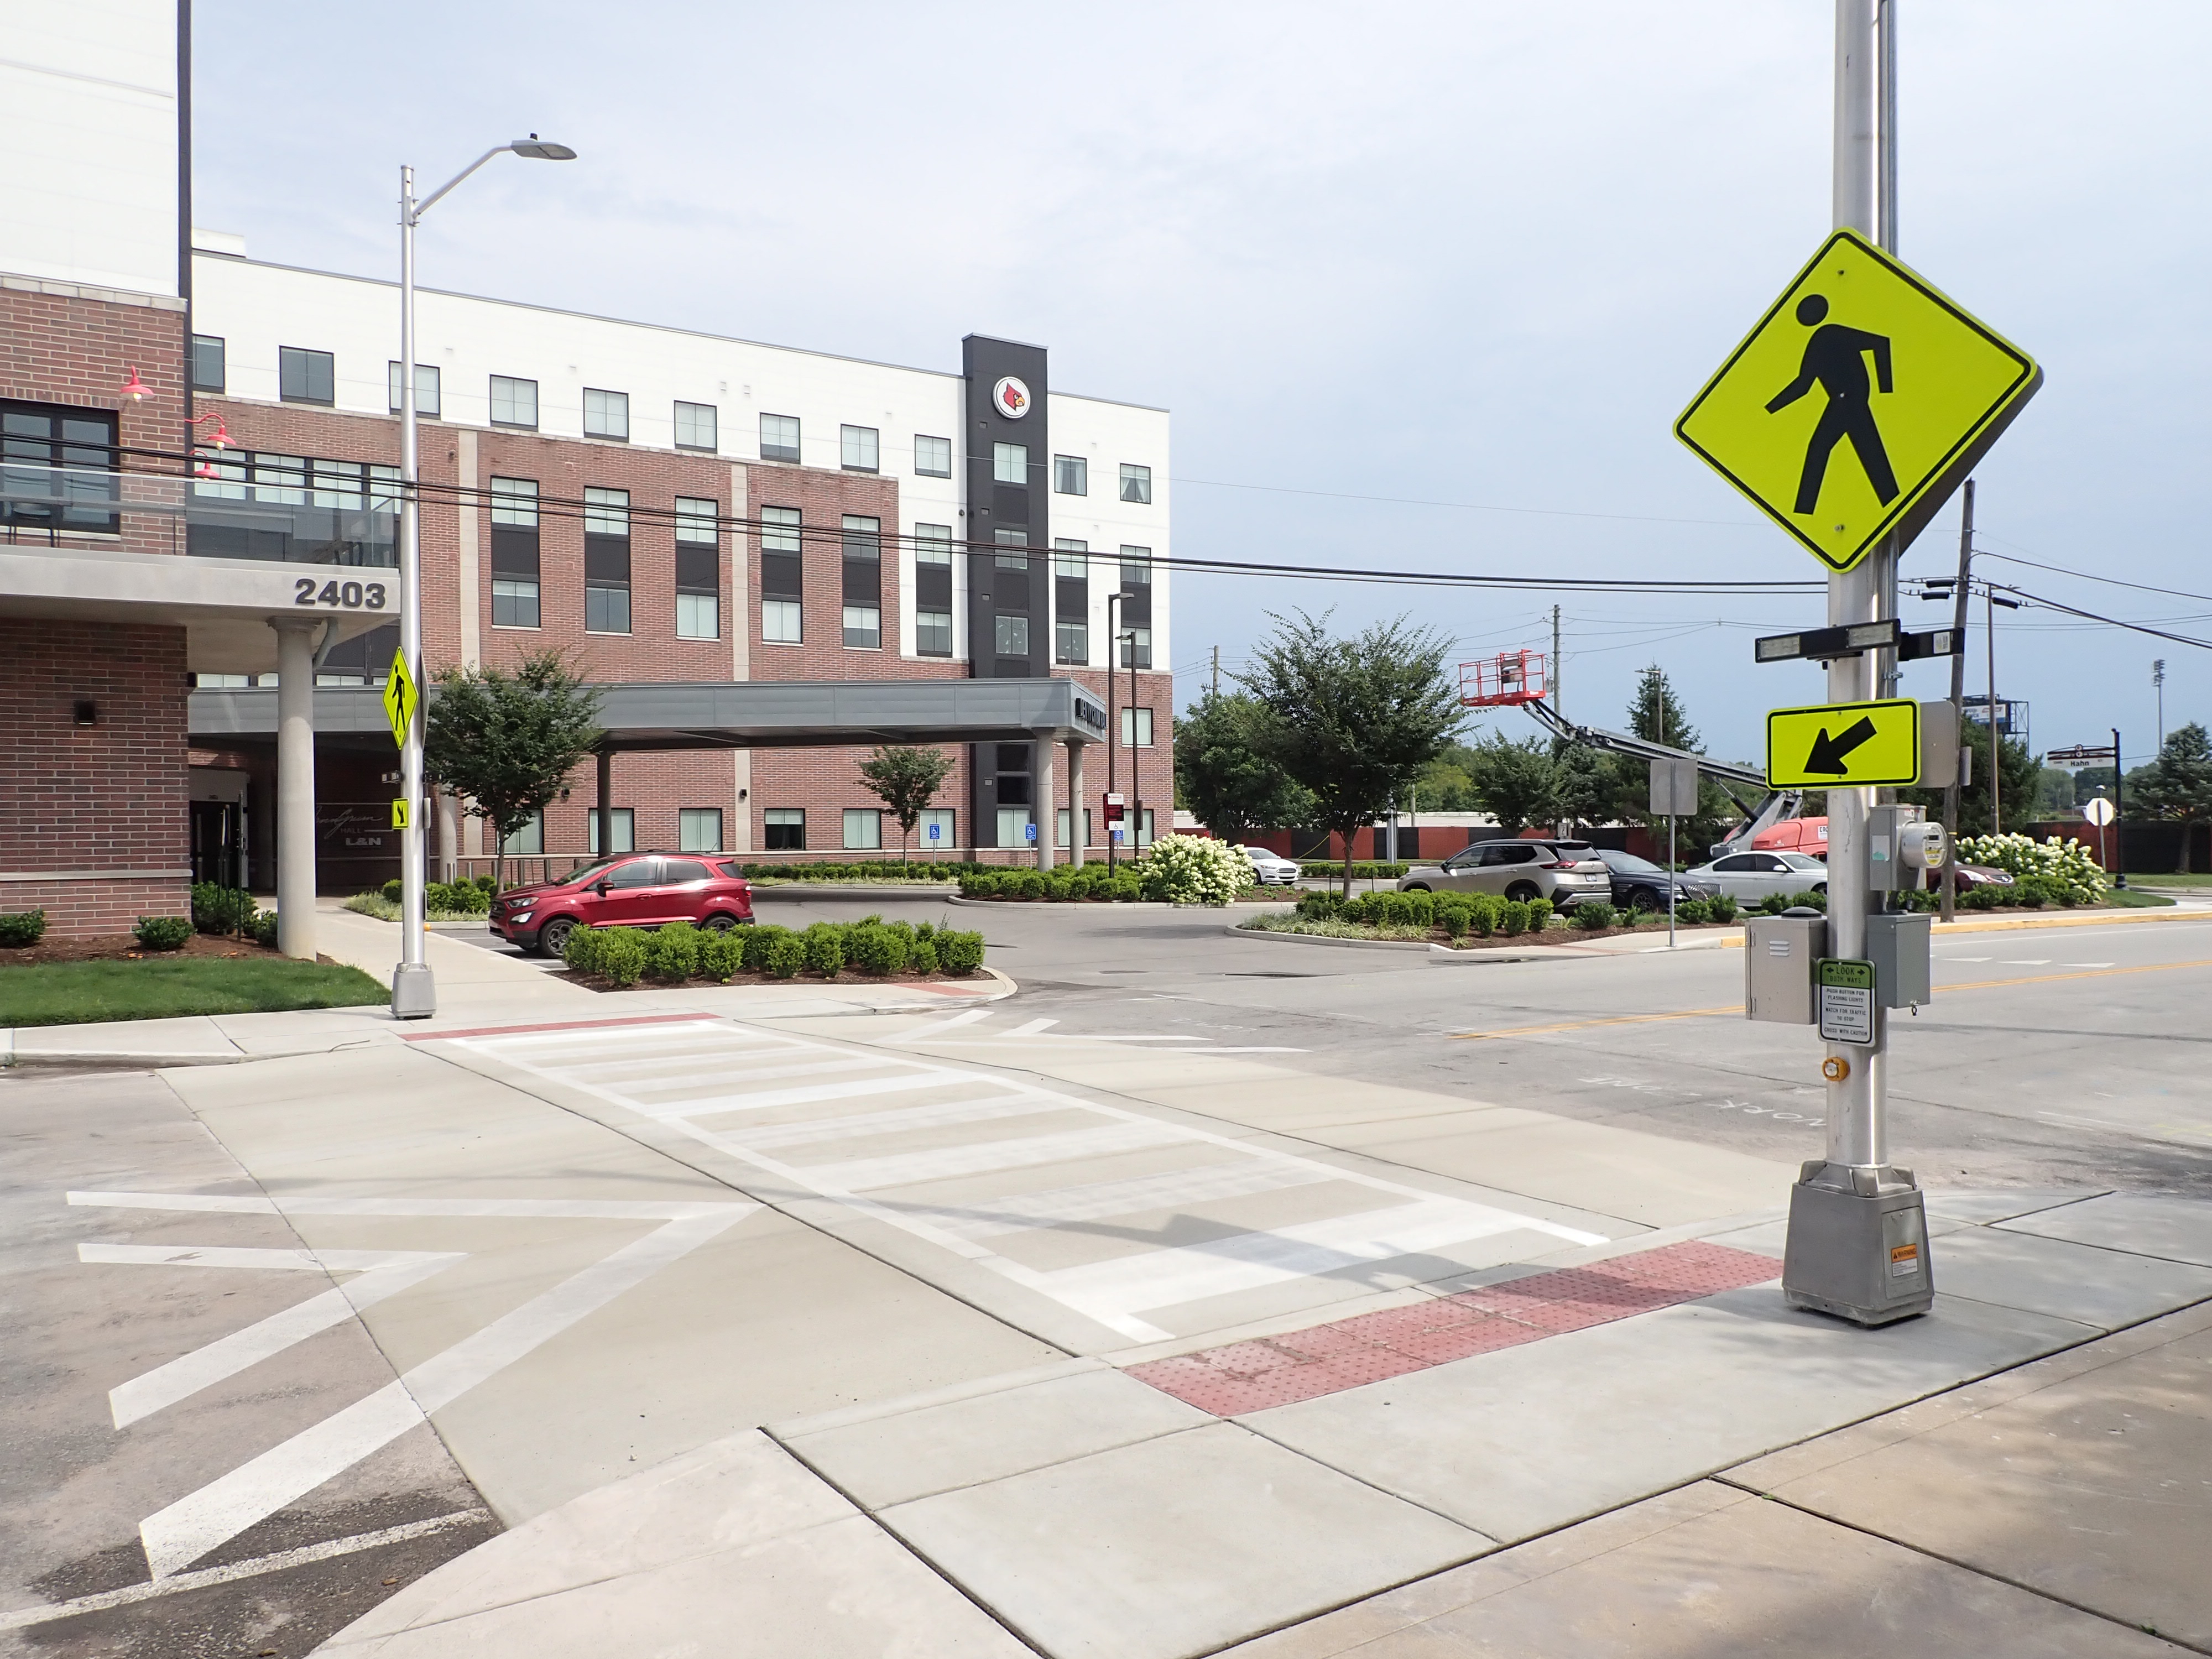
left=1804, top=715, right=1879, bottom=775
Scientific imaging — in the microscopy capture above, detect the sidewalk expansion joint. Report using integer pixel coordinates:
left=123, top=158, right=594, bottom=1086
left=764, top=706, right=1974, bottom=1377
left=1127, top=1242, right=1782, bottom=1415
left=1709, top=1474, right=2212, bottom=1657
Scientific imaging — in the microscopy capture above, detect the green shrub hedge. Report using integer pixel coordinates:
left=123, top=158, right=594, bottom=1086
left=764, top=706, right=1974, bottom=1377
left=133, top=915, right=193, bottom=950
left=0, top=909, right=50, bottom=947
left=559, top=915, right=984, bottom=984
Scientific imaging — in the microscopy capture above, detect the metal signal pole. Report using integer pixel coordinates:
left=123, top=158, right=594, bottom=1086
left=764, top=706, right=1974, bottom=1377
left=1940, top=480, right=1973, bottom=922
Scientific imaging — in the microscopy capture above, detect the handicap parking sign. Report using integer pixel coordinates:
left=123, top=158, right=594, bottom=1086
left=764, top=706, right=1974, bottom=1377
left=927, top=822, right=941, bottom=841
left=1025, top=822, right=1037, bottom=843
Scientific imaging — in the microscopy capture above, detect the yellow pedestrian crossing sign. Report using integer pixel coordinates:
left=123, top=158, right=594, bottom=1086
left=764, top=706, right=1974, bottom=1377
left=1767, top=697, right=1920, bottom=789
left=383, top=648, right=418, bottom=748
left=1676, top=229, right=2041, bottom=573
left=390, top=797, right=411, bottom=830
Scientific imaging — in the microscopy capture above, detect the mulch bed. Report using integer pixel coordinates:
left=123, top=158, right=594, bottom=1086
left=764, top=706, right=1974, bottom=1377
left=558, top=967, right=988, bottom=993
left=0, top=932, right=286, bottom=967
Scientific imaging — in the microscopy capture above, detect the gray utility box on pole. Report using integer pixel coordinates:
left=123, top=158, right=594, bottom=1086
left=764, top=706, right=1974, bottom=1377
left=1745, top=915, right=1826, bottom=1024
left=1866, top=911, right=1932, bottom=1008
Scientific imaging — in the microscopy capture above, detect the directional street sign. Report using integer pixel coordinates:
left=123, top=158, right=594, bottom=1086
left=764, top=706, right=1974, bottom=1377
left=1767, top=697, right=1921, bottom=788
left=1676, top=228, right=2041, bottom=573
left=390, top=797, right=411, bottom=830
left=383, top=648, right=419, bottom=749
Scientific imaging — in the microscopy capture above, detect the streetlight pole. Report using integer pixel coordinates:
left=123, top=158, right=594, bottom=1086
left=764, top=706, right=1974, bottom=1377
left=1106, top=589, right=1123, bottom=873
left=390, top=137, right=575, bottom=1019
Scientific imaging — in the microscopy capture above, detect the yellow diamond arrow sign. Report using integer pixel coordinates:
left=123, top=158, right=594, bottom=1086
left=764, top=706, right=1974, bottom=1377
left=383, top=646, right=418, bottom=749
left=1677, top=229, right=2041, bottom=573
left=1767, top=697, right=1920, bottom=789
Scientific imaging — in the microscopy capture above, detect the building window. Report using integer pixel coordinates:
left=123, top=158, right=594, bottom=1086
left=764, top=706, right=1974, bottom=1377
left=1119, top=546, right=1153, bottom=589
left=491, top=480, right=542, bottom=625
left=843, top=808, right=883, bottom=851
left=760, top=413, right=800, bottom=463
left=679, top=808, right=724, bottom=852
left=1056, top=620, right=1088, bottom=665
left=1119, top=462, right=1152, bottom=504
left=0, top=400, right=119, bottom=534
left=841, top=513, right=881, bottom=648
left=279, top=347, right=335, bottom=405
left=919, top=807, right=956, bottom=850
left=675, top=400, right=718, bottom=451
left=387, top=362, right=441, bottom=417
left=1138, top=807, right=1156, bottom=847
left=587, top=807, right=636, bottom=855
left=1053, top=454, right=1087, bottom=495
left=675, top=494, right=719, bottom=639
left=1056, top=807, right=1093, bottom=849
left=1052, top=540, right=1089, bottom=578
left=490, top=375, right=539, bottom=429
left=1121, top=707, right=1155, bottom=747
left=997, top=807, right=1036, bottom=848
left=841, top=425, right=879, bottom=472
left=994, top=614, right=1030, bottom=656
left=993, top=526, right=1030, bottom=567
left=764, top=808, right=806, bottom=851
left=583, top=388, right=629, bottom=441
left=914, top=434, right=952, bottom=477
left=502, top=810, right=545, bottom=855
left=993, top=442, right=1027, bottom=485
left=760, top=504, right=801, bottom=643
left=191, top=335, right=225, bottom=393
left=1119, top=627, right=1153, bottom=670
left=913, top=521, right=954, bottom=657
left=585, top=486, right=631, bottom=634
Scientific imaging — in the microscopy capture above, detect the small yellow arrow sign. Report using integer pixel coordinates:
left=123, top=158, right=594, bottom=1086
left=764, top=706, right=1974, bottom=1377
left=390, top=797, right=411, bottom=830
left=383, top=648, right=418, bottom=749
left=1767, top=697, right=1920, bottom=789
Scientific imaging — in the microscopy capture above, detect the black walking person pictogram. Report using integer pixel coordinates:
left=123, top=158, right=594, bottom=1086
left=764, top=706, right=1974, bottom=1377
left=1766, top=294, right=1899, bottom=515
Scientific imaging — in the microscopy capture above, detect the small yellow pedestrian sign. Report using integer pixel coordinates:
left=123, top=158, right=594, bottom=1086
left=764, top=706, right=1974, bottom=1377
left=383, top=648, right=418, bottom=748
left=1677, top=229, right=2040, bottom=573
left=1767, top=697, right=1920, bottom=789
left=390, top=797, right=411, bottom=830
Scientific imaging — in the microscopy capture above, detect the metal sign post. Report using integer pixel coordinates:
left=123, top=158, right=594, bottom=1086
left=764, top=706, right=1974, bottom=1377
left=1649, top=757, right=1699, bottom=950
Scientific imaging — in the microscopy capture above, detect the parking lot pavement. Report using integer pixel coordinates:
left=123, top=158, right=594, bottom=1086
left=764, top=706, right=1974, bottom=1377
left=0, top=1067, right=498, bottom=1658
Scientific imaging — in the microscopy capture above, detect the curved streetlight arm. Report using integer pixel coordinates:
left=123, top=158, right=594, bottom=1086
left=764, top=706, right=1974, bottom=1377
left=411, top=147, right=513, bottom=221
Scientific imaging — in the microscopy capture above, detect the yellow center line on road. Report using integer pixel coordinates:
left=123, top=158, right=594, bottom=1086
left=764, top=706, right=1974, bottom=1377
left=1447, top=958, right=2212, bottom=1042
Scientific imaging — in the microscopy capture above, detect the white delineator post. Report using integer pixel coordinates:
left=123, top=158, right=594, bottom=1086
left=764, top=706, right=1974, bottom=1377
left=273, top=619, right=318, bottom=961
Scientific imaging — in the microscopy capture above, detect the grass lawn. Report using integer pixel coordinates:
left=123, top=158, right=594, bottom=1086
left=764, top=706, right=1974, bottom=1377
left=0, top=957, right=387, bottom=1027
left=2125, top=872, right=2212, bottom=888
left=2102, top=888, right=2179, bottom=908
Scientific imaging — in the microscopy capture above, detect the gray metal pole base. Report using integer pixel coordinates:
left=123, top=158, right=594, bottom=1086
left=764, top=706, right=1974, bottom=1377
left=1781, top=1161, right=1933, bottom=1326
left=390, top=962, right=438, bottom=1020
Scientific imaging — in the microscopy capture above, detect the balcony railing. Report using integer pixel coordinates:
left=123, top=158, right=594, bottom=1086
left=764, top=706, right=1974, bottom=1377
left=0, top=460, right=398, bottom=568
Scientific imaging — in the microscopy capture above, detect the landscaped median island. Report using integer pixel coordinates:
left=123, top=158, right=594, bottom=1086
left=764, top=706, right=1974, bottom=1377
left=958, top=834, right=1340, bottom=905
left=557, top=915, right=987, bottom=991
left=0, top=899, right=384, bottom=1027
left=1239, top=888, right=1745, bottom=948
left=345, top=875, right=497, bottom=922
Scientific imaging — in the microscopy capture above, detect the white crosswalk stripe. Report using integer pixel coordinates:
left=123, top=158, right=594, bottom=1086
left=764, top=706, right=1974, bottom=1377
left=457, top=1017, right=1604, bottom=1344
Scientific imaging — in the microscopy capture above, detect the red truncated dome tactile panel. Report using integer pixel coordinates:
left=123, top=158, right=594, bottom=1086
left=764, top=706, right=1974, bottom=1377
left=1126, top=1241, right=1781, bottom=1415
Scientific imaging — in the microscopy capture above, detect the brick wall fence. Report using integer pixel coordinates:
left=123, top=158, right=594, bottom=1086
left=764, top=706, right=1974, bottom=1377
left=0, top=618, right=190, bottom=936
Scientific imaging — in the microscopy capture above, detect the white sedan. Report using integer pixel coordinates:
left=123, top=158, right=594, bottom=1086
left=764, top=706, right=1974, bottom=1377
left=1243, top=847, right=1303, bottom=886
left=1681, top=849, right=1831, bottom=903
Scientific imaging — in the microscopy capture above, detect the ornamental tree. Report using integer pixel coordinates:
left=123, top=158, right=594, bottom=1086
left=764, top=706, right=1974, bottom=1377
left=857, top=744, right=956, bottom=858
left=425, top=651, right=604, bottom=893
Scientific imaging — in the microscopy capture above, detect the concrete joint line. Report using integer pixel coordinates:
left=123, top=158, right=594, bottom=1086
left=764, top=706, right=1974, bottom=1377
left=1708, top=1475, right=2212, bottom=1657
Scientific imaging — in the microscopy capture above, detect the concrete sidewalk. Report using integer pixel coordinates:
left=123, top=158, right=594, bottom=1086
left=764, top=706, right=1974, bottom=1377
left=316, top=1188, right=2212, bottom=1657
left=0, top=906, right=1014, bottom=1067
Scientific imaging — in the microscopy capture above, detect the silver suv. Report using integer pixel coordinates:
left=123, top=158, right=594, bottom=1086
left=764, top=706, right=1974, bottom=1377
left=1397, top=838, right=1612, bottom=909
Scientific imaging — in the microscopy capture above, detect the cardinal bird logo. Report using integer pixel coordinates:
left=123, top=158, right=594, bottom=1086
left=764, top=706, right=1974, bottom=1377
left=993, top=375, right=1031, bottom=419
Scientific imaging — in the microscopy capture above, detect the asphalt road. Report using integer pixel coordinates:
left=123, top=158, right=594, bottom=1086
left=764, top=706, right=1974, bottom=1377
left=748, top=894, right=2212, bottom=1197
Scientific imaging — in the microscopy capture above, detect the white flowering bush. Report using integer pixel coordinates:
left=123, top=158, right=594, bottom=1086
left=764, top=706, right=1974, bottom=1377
left=1141, top=834, right=1252, bottom=906
left=1955, top=833, right=2109, bottom=903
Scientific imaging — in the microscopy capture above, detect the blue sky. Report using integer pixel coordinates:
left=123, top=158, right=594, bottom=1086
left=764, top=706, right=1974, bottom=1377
left=192, top=2, right=2212, bottom=767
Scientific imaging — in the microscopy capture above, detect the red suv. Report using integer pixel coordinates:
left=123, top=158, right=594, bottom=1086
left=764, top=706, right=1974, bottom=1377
left=492, top=853, right=754, bottom=957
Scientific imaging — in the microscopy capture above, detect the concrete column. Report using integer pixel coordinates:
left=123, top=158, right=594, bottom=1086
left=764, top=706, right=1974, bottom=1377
left=596, top=747, right=614, bottom=859
left=1033, top=731, right=1056, bottom=870
left=273, top=619, right=318, bottom=961
left=1067, top=738, right=1087, bottom=868
left=436, top=787, right=459, bottom=882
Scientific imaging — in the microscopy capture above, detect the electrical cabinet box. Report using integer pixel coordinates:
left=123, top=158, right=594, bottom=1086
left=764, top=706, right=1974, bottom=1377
left=1746, top=915, right=1826, bottom=1024
left=1866, top=911, right=1932, bottom=1008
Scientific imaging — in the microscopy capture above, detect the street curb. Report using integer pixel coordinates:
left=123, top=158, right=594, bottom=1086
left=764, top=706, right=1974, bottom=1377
left=950, top=896, right=1182, bottom=910
left=1223, top=924, right=1433, bottom=953
left=1931, top=906, right=2206, bottom=933
left=750, top=885, right=959, bottom=899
